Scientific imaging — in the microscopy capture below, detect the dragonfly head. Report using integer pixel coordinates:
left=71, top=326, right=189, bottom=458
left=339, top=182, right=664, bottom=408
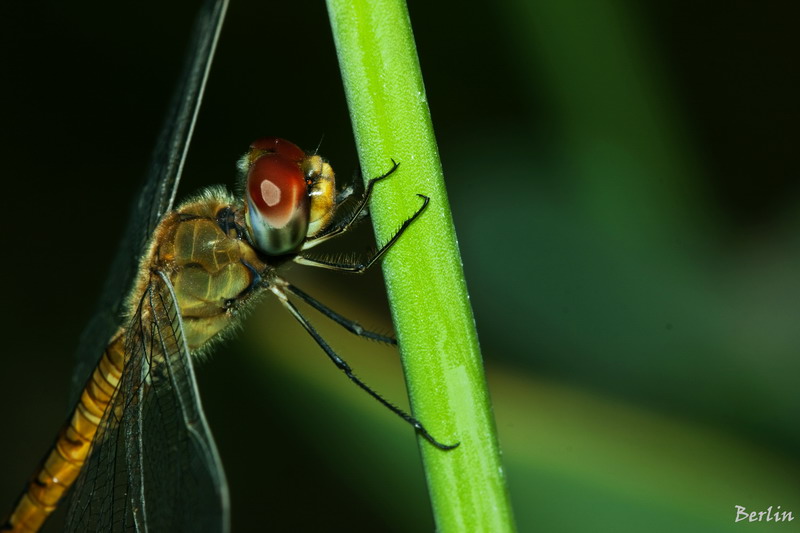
left=239, top=137, right=336, bottom=255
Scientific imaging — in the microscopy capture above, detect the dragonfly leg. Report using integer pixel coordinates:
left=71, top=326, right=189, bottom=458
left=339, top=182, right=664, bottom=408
left=301, top=160, right=400, bottom=251
left=270, top=285, right=458, bottom=451
left=275, top=280, right=396, bottom=345
left=294, top=194, right=429, bottom=273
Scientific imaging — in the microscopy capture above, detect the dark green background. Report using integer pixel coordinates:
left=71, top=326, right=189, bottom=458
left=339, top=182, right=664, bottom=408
left=1, top=1, right=798, bottom=531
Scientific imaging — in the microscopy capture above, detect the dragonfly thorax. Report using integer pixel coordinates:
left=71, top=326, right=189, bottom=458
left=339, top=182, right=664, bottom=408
left=137, top=187, right=267, bottom=352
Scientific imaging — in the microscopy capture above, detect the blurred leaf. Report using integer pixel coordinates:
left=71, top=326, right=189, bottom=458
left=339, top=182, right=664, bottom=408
left=243, top=296, right=800, bottom=532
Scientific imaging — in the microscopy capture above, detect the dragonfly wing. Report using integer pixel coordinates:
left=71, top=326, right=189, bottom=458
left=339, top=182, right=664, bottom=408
left=65, top=271, right=229, bottom=533
left=70, top=0, right=229, bottom=405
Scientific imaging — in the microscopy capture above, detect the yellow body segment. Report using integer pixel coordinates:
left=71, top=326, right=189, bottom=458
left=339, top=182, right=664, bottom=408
left=303, top=156, right=336, bottom=236
left=4, top=335, right=124, bottom=533
left=4, top=190, right=266, bottom=532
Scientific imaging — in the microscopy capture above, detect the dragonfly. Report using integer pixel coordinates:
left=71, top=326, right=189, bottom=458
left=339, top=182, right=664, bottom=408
left=3, top=1, right=454, bottom=531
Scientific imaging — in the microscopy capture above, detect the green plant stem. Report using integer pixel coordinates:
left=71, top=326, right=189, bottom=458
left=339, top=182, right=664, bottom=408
left=326, top=1, right=516, bottom=531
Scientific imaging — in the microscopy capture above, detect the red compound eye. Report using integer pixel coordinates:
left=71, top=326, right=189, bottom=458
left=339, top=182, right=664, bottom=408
left=244, top=139, right=310, bottom=255
left=250, top=137, right=306, bottom=162
left=247, top=152, right=305, bottom=228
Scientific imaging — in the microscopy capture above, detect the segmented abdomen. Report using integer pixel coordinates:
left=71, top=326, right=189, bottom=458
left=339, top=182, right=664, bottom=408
left=3, top=333, right=125, bottom=533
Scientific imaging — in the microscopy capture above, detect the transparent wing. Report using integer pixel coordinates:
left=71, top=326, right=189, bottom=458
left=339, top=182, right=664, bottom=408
left=70, top=0, right=229, bottom=405
left=65, top=271, right=229, bottom=533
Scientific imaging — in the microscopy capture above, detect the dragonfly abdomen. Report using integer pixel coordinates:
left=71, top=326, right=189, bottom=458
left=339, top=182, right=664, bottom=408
left=3, top=333, right=125, bottom=533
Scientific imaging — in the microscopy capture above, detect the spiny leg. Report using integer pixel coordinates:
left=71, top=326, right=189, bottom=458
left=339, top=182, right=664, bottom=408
left=301, top=160, right=400, bottom=251
left=270, top=286, right=458, bottom=450
left=295, top=194, right=429, bottom=273
left=276, top=280, right=396, bottom=345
